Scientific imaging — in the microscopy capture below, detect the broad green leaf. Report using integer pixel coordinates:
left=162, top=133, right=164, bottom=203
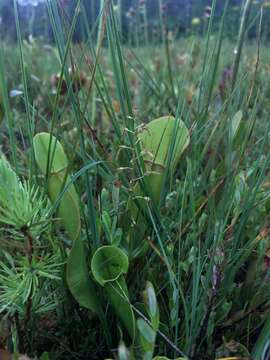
left=145, top=281, right=159, bottom=331
left=33, top=132, right=68, bottom=174
left=33, top=133, right=80, bottom=240
left=48, top=173, right=81, bottom=241
left=91, top=246, right=135, bottom=339
left=138, top=116, right=190, bottom=170
left=138, top=114, right=190, bottom=183
left=137, top=318, right=155, bottom=355
left=123, top=116, right=190, bottom=258
left=91, top=245, right=128, bottom=286
left=66, top=234, right=101, bottom=314
left=137, top=318, right=155, bottom=344
left=0, top=156, right=20, bottom=205
left=33, top=132, right=100, bottom=315
left=118, top=342, right=130, bottom=360
left=105, top=277, right=136, bottom=340
left=137, top=115, right=190, bottom=204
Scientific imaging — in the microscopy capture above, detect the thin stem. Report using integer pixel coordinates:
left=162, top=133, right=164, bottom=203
left=231, top=0, right=252, bottom=91
left=21, top=226, right=34, bottom=266
left=21, top=225, right=35, bottom=336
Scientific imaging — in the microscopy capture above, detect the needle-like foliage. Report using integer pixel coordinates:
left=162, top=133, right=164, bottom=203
left=0, top=156, right=51, bottom=236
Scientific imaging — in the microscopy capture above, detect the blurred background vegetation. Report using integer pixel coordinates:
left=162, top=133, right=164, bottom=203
left=1, top=0, right=270, bottom=43
left=1, top=1, right=270, bottom=359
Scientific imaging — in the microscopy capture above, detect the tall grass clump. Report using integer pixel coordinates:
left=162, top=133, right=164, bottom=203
left=0, top=0, right=270, bottom=359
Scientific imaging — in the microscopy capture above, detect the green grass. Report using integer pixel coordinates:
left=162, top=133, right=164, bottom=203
left=0, top=1, right=270, bottom=359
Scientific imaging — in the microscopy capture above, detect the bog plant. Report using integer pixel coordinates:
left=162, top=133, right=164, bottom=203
left=33, top=133, right=102, bottom=315
left=1, top=0, right=270, bottom=359
left=32, top=115, right=190, bottom=354
left=123, top=116, right=190, bottom=258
